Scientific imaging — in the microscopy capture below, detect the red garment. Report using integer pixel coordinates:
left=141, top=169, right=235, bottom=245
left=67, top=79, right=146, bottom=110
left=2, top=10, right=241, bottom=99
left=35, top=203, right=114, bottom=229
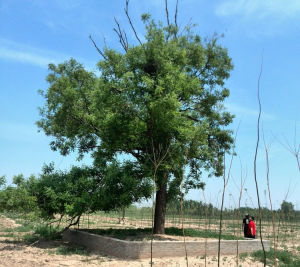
left=247, top=220, right=256, bottom=237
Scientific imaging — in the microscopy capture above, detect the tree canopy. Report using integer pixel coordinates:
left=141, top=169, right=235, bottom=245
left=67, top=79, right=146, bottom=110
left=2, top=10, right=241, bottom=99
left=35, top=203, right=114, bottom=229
left=37, top=10, right=234, bottom=233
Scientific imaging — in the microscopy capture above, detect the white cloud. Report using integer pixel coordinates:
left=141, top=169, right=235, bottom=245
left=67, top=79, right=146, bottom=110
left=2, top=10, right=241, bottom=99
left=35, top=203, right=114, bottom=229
left=0, top=38, right=95, bottom=70
left=0, top=39, right=66, bottom=68
left=216, top=0, right=300, bottom=20
left=226, top=102, right=275, bottom=120
left=0, top=47, right=59, bottom=68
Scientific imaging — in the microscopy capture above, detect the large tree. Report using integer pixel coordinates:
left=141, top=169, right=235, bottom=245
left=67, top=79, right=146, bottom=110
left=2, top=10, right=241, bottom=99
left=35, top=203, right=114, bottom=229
left=37, top=3, right=233, bottom=234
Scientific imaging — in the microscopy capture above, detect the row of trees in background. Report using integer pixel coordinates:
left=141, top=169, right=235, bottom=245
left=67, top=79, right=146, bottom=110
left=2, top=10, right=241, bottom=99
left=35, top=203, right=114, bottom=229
left=166, top=199, right=299, bottom=220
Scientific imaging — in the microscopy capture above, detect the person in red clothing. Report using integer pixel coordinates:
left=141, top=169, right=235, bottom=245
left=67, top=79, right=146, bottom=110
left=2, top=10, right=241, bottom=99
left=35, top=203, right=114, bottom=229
left=247, top=216, right=256, bottom=238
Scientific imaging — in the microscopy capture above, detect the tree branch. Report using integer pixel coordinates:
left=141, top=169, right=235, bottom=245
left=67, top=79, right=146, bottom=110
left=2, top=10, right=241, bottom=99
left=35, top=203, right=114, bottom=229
left=114, top=17, right=128, bottom=52
left=125, top=0, right=142, bottom=46
left=175, top=0, right=179, bottom=29
left=62, top=215, right=81, bottom=232
left=89, top=35, right=108, bottom=60
left=165, top=0, right=170, bottom=26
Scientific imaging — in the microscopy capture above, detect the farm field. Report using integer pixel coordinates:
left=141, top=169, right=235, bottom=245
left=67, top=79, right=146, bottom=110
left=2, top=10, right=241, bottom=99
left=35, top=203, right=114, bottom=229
left=1, top=210, right=300, bottom=267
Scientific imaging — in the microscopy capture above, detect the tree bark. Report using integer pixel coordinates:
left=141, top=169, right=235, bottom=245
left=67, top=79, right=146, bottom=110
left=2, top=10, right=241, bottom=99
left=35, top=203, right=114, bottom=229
left=153, top=182, right=167, bottom=234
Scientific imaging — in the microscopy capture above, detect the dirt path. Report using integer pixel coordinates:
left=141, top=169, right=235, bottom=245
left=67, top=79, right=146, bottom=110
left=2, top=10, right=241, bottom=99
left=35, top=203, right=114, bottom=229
left=0, top=215, right=262, bottom=266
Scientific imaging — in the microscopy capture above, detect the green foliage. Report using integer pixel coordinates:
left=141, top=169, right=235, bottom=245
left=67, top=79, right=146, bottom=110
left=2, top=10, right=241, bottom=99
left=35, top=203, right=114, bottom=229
left=12, top=174, right=25, bottom=187
left=37, top=16, right=233, bottom=190
left=0, top=185, right=37, bottom=213
left=167, top=199, right=216, bottom=216
left=35, top=163, right=99, bottom=219
left=0, top=174, right=40, bottom=214
left=34, top=162, right=151, bottom=220
left=93, top=160, right=152, bottom=212
left=0, top=175, right=6, bottom=188
left=281, top=201, right=295, bottom=219
left=0, top=161, right=151, bottom=225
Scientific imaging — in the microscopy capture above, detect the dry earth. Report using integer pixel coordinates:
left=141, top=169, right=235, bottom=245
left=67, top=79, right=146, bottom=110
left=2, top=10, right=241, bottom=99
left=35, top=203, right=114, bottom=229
left=0, top=215, right=264, bottom=267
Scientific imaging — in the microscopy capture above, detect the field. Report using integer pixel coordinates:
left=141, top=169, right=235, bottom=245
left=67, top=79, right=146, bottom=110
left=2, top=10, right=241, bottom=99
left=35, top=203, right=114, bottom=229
left=1, top=208, right=300, bottom=266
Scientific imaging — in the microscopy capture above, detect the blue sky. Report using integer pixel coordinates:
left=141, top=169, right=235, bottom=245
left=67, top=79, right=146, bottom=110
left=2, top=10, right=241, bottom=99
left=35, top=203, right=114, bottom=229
left=1, top=0, right=300, bottom=209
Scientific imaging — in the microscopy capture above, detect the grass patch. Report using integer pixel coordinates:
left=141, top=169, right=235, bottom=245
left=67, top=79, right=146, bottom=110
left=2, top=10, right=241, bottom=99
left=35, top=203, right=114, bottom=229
left=0, top=232, right=15, bottom=238
left=165, top=227, right=241, bottom=240
left=251, top=248, right=300, bottom=266
left=13, top=224, right=35, bottom=232
left=23, top=233, right=39, bottom=243
left=55, top=245, right=90, bottom=256
left=34, top=225, right=62, bottom=240
left=82, top=227, right=150, bottom=240
left=239, top=252, right=248, bottom=261
left=80, top=227, right=240, bottom=240
left=23, top=225, right=62, bottom=243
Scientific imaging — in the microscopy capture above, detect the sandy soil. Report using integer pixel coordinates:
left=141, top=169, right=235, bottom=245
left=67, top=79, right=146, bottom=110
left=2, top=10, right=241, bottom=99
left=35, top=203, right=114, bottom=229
left=0, top=215, right=263, bottom=267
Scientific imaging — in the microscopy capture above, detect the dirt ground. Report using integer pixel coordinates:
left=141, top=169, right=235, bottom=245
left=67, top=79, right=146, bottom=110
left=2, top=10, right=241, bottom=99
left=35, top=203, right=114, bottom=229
left=0, top=215, right=263, bottom=267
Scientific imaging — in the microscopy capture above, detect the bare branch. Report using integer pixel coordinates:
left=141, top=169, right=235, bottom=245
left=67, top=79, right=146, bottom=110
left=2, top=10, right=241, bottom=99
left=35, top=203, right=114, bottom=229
left=125, top=0, right=142, bottom=46
left=175, top=0, right=179, bottom=28
left=165, top=0, right=170, bottom=26
left=102, top=33, right=107, bottom=49
left=114, top=17, right=128, bottom=52
left=89, top=35, right=107, bottom=60
left=61, top=215, right=81, bottom=233
left=179, top=17, right=192, bottom=36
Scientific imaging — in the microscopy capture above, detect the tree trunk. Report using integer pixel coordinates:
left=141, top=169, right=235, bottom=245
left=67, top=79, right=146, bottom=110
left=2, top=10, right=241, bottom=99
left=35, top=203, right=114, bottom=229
left=153, top=182, right=167, bottom=234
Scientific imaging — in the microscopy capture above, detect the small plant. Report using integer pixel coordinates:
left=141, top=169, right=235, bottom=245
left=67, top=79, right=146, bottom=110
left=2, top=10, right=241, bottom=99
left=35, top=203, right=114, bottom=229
left=22, top=224, right=62, bottom=243
left=23, top=233, right=39, bottom=243
left=55, top=245, right=90, bottom=256
left=239, top=252, right=248, bottom=261
left=35, top=225, right=62, bottom=240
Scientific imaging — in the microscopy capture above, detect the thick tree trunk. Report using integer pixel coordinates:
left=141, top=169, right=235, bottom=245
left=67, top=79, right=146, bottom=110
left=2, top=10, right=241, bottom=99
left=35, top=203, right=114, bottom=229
left=153, top=182, right=167, bottom=234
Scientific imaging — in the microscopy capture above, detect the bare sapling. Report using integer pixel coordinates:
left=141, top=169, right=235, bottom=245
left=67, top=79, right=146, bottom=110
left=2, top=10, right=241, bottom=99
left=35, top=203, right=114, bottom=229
left=253, top=56, right=267, bottom=266
left=179, top=149, right=189, bottom=267
left=202, top=189, right=209, bottom=267
left=233, top=159, right=246, bottom=267
left=217, top=124, right=239, bottom=267
left=263, top=130, right=277, bottom=266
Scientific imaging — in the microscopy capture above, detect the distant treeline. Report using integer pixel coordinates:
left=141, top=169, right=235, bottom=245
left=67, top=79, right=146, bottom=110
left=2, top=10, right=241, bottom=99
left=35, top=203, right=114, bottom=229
left=164, top=199, right=300, bottom=221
